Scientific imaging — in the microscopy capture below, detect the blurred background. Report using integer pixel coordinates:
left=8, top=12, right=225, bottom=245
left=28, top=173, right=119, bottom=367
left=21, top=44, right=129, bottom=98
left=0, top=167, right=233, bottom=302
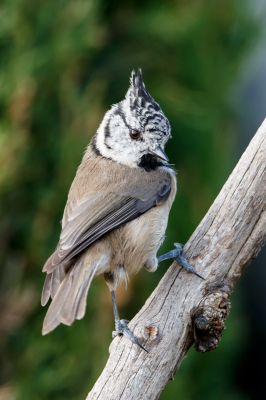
left=0, top=0, right=266, bottom=399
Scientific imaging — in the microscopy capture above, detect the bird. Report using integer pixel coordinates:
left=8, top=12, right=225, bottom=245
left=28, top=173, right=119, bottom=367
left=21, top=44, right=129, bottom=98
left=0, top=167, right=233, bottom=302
left=41, top=69, right=202, bottom=351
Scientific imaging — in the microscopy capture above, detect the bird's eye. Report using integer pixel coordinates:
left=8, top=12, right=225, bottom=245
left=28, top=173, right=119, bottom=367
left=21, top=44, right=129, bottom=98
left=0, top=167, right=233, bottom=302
left=130, top=129, right=140, bottom=139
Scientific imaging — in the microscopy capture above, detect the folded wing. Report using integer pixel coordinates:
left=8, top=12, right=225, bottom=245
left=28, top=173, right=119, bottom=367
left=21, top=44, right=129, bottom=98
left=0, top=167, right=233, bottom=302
left=42, top=174, right=171, bottom=305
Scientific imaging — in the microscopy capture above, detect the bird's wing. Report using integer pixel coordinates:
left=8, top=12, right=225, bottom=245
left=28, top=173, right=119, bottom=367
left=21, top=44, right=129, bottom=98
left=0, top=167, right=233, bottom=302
left=43, top=173, right=171, bottom=274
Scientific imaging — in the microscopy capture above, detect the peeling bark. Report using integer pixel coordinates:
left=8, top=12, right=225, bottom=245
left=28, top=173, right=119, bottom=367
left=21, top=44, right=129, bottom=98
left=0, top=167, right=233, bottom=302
left=86, top=119, right=266, bottom=400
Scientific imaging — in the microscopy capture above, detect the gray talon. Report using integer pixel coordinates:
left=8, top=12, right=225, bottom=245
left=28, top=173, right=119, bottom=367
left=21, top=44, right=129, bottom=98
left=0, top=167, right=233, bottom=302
left=158, top=242, right=204, bottom=280
left=111, top=291, right=148, bottom=352
left=113, top=319, right=148, bottom=352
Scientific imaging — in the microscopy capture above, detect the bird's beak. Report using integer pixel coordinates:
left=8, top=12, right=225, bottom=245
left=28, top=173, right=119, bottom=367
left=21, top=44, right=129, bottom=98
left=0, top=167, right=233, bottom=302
left=150, top=146, right=169, bottom=162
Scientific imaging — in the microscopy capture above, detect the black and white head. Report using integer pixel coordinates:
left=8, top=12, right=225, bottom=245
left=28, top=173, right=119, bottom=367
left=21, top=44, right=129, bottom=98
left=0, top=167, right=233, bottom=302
left=92, top=69, right=171, bottom=171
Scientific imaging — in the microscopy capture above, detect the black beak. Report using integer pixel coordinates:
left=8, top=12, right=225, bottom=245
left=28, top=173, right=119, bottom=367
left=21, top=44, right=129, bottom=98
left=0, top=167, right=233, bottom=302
left=150, top=146, right=169, bottom=162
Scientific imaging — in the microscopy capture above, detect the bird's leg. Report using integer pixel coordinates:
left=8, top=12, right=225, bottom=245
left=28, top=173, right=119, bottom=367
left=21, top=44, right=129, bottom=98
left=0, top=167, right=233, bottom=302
left=157, top=243, right=204, bottom=280
left=111, top=290, right=148, bottom=352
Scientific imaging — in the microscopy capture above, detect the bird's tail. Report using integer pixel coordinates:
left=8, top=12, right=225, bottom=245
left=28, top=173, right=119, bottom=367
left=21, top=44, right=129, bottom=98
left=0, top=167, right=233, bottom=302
left=42, top=257, right=99, bottom=335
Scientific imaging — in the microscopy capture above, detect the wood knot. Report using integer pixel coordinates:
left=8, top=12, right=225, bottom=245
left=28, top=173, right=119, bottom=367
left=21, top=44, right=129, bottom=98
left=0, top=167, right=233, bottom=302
left=194, top=316, right=208, bottom=330
left=192, top=290, right=231, bottom=353
left=143, top=325, right=158, bottom=340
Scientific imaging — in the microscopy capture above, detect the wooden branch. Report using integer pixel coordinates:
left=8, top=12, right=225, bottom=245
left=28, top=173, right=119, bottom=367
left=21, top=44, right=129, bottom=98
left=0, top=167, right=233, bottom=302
left=86, top=119, right=266, bottom=400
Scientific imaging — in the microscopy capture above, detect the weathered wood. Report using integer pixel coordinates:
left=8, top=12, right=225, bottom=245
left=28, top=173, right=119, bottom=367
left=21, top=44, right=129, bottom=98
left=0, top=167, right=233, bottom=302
left=87, top=119, right=266, bottom=400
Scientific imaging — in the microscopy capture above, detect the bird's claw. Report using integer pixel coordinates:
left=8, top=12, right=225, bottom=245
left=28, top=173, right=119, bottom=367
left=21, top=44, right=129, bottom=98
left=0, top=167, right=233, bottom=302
left=158, top=242, right=204, bottom=280
left=112, top=319, right=148, bottom=352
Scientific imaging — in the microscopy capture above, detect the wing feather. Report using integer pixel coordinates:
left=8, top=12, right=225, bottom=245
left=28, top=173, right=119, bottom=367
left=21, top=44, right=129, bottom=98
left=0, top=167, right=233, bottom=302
left=43, top=174, right=172, bottom=275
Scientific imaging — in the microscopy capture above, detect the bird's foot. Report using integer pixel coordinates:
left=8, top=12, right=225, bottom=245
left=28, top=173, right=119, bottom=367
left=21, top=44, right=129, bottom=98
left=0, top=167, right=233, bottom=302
left=157, top=243, right=204, bottom=280
left=112, top=319, right=148, bottom=352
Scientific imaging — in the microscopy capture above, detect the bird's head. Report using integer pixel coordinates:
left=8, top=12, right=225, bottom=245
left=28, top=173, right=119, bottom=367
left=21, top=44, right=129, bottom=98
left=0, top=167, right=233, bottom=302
left=92, top=69, right=171, bottom=170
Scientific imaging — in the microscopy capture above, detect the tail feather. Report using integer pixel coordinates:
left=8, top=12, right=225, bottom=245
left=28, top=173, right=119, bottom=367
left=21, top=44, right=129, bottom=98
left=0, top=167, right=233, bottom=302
left=42, top=273, right=72, bottom=335
left=71, top=261, right=99, bottom=321
left=51, top=265, right=66, bottom=299
left=42, top=258, right=99, bottom=334
left=42, top=249, right=73, bottom=274
left=41, top=273, right=52, bottom=306
left=43, top=315, right=61, bottom=334
left=58, top=260, right=99, bottom=325
left=41, top=265, right=66, bottom=307
left=76, top=279, right=93, bottom=320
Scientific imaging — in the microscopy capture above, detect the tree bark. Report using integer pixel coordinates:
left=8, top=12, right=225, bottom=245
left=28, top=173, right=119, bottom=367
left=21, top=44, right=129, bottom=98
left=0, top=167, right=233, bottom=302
left=86, top=119, right=266, bottom=400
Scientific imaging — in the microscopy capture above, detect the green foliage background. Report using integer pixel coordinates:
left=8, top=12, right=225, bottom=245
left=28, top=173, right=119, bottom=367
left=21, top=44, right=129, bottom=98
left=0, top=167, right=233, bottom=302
left=0, top=1, right=257, bottom=399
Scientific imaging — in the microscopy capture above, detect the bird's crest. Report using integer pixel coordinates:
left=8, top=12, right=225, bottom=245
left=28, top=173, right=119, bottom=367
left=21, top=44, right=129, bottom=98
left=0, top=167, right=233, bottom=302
left=126, top=69, right=160, bottom=112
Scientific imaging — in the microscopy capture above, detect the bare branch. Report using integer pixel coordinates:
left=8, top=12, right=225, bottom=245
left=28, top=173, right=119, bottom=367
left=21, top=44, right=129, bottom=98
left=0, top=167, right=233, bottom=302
left=87, top=119, right=266, bottom=400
